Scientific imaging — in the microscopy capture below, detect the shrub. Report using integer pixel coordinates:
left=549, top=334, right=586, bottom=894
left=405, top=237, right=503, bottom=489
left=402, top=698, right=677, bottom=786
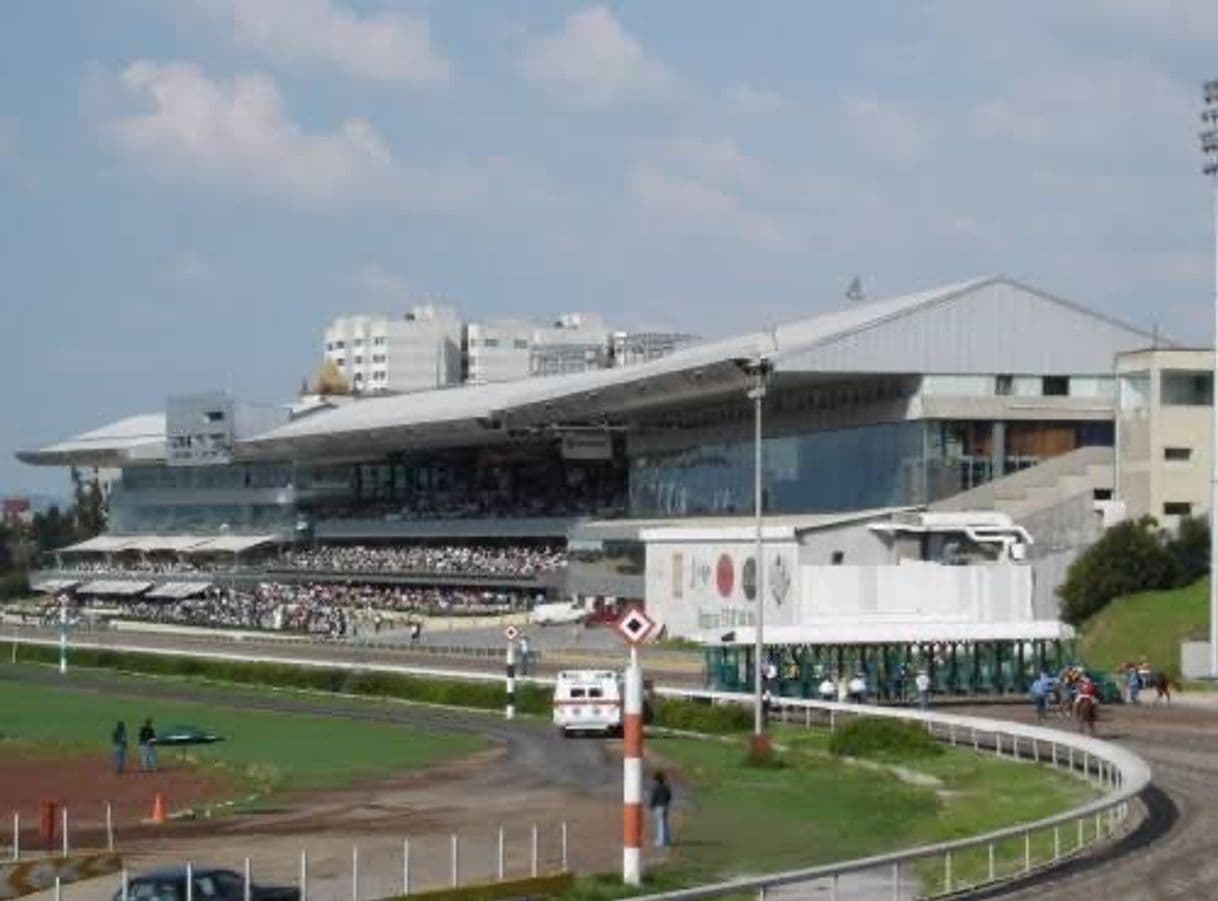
left=651, top=697, right=751, bottom=734
left=1167, top=515, right=1210, bottom=587
left=1058, top=516, right=1178, bottom=625
left=828, top=717, right=942, bottom=760
left=0, top=570, right=29, bottom=600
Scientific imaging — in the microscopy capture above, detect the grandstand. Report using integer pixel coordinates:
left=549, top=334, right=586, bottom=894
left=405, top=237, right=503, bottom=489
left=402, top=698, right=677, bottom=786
left=17, top=276, right=1157, bottom=680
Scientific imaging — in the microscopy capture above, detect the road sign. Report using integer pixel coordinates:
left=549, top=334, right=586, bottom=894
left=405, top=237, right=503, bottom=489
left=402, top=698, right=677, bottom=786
left=614, top=608, right=657, bottom=646
left=504, top=624, right=520, bottom=641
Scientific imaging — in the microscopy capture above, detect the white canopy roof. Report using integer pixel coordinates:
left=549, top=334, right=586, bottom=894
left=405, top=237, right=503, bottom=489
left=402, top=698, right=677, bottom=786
left=121, top=535, right=213, bottom=553
left=32, top=578, right=80, bottom=594
left=60, top=535, right=141, bottom=553
left=709, top=620, right=1075, bottom=646
left=146, top=582, right=212, bottom=599
left=76, top=580, right=153, bottom=596
left=187, top=534, right=278, bottom=554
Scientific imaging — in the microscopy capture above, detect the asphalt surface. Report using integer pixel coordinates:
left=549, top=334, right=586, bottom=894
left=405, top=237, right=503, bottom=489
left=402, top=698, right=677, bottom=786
left=954, top=699, right=1218, bottom=901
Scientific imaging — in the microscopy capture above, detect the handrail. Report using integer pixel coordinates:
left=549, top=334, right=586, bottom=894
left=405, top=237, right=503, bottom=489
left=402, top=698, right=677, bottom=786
left=1, top=629, right=1151, bottom=898
left=636, top=689, right=1151, bottom=899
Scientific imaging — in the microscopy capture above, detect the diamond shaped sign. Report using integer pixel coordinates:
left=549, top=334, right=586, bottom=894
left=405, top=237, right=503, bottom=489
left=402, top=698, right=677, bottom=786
left=504, top=624, right=520, bottom=641
left=614, top=607, right=657, bottom=646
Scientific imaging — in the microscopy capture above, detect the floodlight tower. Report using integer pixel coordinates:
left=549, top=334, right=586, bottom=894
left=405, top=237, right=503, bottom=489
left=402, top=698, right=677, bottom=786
left=1200, top=79, right=1218, bottom=679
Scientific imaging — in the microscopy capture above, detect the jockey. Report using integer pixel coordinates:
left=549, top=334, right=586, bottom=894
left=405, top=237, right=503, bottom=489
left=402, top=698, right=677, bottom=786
left=1076, top=675, right=1097, bottom=706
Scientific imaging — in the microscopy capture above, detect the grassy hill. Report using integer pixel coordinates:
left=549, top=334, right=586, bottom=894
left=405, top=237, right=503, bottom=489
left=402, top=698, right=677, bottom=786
left=1078, top=578, right=1208, bottom=677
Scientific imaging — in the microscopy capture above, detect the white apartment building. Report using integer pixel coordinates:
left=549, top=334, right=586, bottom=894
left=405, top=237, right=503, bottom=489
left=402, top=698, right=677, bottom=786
left=323, top=305, right=462, bottom=395
left=464, top=319, right=535, bottom=384
left=467, top=313, right=613, bottom=383
left=1116, top=347, right=1214, bottom=526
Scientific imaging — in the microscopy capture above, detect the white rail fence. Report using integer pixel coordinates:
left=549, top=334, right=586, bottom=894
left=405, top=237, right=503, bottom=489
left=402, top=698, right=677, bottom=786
left=3, top=634, right=1152, bottom=899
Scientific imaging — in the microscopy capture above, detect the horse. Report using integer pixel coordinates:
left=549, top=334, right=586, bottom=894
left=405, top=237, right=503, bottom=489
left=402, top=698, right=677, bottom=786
left=1144, top=671, right=1178, bottom=704
left=1075, top=694, right=1098, bottom=736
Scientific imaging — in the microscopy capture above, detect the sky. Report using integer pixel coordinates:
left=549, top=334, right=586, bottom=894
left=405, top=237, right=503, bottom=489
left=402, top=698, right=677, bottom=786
left=3, top=0, right=1218, bottom=496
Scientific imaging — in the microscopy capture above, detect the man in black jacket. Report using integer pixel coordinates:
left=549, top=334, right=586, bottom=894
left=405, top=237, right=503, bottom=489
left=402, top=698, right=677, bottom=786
left=649, top=770, right=673, bottom=847
left=137, top=718, right=157, bottom=771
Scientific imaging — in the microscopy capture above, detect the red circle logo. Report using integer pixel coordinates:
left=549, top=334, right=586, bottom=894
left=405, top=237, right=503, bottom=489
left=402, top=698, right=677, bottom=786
left=715, top=554, right=734, bottom=598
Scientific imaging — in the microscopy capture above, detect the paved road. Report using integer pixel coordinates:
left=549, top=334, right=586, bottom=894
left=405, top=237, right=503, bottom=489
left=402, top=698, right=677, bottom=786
left=955, top=699, right=1218, bottom=901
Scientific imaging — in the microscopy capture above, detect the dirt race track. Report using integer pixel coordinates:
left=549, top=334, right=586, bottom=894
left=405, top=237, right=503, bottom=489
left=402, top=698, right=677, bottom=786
left=2, top=667, right=629, bottom=901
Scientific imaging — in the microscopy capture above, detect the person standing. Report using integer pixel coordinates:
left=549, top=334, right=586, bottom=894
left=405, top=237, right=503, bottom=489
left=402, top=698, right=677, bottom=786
left=519, top=634, right=531, bottom=676
left=138, top=718, right=158, bottom=772
left=915, top=669, right=932, bottom=711
left=649, top=770, right=673, bottom=848
left=111, top=721, right=127, bottom=775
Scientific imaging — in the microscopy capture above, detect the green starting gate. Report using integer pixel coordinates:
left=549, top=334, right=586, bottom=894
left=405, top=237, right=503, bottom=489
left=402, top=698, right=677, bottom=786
left=704, top=638, right=1074, bottom=701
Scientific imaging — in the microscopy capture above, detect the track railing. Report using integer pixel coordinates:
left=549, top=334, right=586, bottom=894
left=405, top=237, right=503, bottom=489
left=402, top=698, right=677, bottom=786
left=639, top=688, right=1151, bottom=899
left=0, top=630, right=1151, bottom=898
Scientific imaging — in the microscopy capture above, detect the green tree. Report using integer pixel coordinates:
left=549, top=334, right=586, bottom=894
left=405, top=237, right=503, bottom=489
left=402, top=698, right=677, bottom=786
left=70, top=467, right=105, bottom=538
left=1058, top=516, right=1178, bottom=624
left=1166, top=515, right=1210, bottom=587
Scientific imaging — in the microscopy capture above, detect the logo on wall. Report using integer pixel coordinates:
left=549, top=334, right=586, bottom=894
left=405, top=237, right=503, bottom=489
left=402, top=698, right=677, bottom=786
left=769, top=554, right=792, bottom=607
left=671, top=552, right=683, bottom=599
left=715, top=553, right=735, bottom=598
left=741, top=557, right=757, bottom=601
left=689, top=557, right=711, bottom=590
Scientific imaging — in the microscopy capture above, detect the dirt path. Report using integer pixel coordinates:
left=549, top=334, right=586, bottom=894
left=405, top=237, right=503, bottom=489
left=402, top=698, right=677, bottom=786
left=2, top=667, right=630, bottom=899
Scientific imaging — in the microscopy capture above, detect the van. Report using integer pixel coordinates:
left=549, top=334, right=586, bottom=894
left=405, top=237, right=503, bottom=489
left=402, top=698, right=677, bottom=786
left=531, top=600, right=586, bottom=626
left=552, top=670, right=623, bottom=737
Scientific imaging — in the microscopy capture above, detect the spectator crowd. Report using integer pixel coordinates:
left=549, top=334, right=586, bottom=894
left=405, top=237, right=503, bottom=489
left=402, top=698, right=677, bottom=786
left=277, top=543, right=566, bottom=578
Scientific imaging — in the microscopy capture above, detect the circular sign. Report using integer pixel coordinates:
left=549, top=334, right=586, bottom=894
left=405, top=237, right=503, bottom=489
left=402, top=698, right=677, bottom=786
left=715, top=554, right=734, bottom=598
left=741, top=557, right=757, bottom=601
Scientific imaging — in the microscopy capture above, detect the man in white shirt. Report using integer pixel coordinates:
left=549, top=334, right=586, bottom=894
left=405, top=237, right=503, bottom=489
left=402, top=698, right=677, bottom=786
left=847, top=673, right=866, bottom=703
left=915, top=670, right=932, bottom=710
left=818, top=676, right=837, bottom=701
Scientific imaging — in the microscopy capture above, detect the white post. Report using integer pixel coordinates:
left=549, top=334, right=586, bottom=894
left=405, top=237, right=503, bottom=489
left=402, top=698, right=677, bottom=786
left=61, top=806, right=68, bottom=857
left=498, top=826, right=505, bottom=881
left=106, top=802, right=114, bottom=852
left=121, top=868, right=129, bottom=901
left=59, top=599, right=68, bottom=675
left=402, top=839, right=410, bottom=897
left=1025, top=830, right=1031, bottom=871
left=561, top=821, right=568, bottom=872
left=1054, top=825, right=1061, bottom=860
left=891, top=862, right=899, bottom=900
left=352, top=845, right=359, bottom=901
left=186, top=861, right=194, bottom=901
left=1211, top=159, right=1218, bottom=678
left=750, top=362, right=767, bottom=738
left=988, top=842, right=995, bottom=881
left=451, top=833, right=459, bottom=887
left=944, top=850, right=952, bottom=893
left=243, top=858, right=251, bottom=901
left=54, top=877, right=61, bottom=901
left=11, top=811, right=17, bottom=861
left=299, top=849, right=308, bottom=901
left=531, top=823, right=539, bottom=877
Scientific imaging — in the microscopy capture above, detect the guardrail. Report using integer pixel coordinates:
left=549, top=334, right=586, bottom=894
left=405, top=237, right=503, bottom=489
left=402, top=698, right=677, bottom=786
left=639, top=689, right=1151, bottom=899
left=0, top=630, right=1151, bottom=899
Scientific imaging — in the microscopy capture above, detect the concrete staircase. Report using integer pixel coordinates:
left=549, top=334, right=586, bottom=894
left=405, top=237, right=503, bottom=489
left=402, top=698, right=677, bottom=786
left=930, top=445, right=1113, bottom=522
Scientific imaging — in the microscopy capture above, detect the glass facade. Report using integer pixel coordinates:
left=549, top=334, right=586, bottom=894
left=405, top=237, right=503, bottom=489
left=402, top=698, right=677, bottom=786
left=629, top=419, right=1114, bottom=517
left=629, top=421, right=926, bottom=517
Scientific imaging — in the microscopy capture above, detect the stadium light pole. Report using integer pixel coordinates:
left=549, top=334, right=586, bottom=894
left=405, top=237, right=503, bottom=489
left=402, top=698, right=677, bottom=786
left=1201, top=80, right=1218, bottom=679
left=747, top=356, right=772, bottom=738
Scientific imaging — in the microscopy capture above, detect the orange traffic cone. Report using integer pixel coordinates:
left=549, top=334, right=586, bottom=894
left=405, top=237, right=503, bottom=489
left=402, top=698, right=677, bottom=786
left=150, top=792, right=166, bottom=825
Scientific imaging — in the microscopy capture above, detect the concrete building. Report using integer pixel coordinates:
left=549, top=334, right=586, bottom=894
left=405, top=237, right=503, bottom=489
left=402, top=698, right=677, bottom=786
left=1116, top=347, right=1214, bottom=527
left=323, top=305, right=462, bottom=395
left=530, top=313, right=610, bottom=377
left=611, top=331, right=698, bottom=368
left=464, top=319, right=535, bottom=384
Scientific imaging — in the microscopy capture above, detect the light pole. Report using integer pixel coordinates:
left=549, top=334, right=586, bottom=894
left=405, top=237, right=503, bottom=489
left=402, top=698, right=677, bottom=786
left=747, top=356, right=772, bottom=738
left=1201, top=80, right=1218, bottom=679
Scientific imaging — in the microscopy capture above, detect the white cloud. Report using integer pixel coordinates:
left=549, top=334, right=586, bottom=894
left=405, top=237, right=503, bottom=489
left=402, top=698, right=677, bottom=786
left=354, top=263, right=411, bottom=302
left=972, top=99, right=1048, bottom=146
left=842, top=95, right=932, bottom=165
left=725, top=84, right=788, bottom=117
left=170, top=251, right=215, bottom=285
left=520, top=6, right=672, bottom=107
left=647, top=136, right=766, bottom=190
left=103, top=61, right=479, bottom=209
left=627, top=166, right=796, bottom=251
left=193, top=0, right=449, bottom=86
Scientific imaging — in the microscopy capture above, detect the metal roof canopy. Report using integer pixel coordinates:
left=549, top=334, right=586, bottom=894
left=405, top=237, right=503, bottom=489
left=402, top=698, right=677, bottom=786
left=709, top=620, right=1075, bottom=646
left=187, top=534, right=279, bottom=554
left=60, top=535, right=142, bottom=553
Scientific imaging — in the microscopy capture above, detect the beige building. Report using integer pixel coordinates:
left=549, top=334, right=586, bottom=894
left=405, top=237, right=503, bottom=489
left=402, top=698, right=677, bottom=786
left=1116, top=348, right=1214, bottom=527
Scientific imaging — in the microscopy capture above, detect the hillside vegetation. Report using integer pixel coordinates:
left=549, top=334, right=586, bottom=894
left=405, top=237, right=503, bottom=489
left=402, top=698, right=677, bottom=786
left=1079, top=578, right=1208, bottom=678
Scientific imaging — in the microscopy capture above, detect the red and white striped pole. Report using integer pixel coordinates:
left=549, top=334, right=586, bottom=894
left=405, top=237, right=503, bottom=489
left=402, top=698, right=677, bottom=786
left=623, top=645, right=643, bottom=886
left=505, top=641, right=516, bottom=720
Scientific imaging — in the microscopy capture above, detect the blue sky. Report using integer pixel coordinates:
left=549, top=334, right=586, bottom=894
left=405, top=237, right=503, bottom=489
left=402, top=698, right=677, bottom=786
left=3, top=0, right=1217, bottom=496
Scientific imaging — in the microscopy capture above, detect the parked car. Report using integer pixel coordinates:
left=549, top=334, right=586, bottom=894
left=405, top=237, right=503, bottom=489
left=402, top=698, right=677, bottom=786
left=114, top=867, right=299, bottom=901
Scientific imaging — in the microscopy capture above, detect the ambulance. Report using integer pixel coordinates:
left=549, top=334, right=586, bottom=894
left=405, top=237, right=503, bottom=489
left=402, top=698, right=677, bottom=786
left=552, top=670, right=623, bottom=737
